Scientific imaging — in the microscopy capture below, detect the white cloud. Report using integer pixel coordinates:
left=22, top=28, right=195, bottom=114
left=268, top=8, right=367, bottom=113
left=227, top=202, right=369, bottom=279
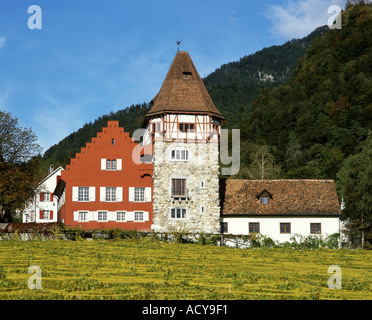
left=264, top=0, right=345, bottom=40
left=0, top=37, right=6, bottom=48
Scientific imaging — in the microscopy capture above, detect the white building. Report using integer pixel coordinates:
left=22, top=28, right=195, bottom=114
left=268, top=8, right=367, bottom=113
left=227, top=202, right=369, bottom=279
left=22, top=166, right=64, bottom=223
left=220, top=179, right=342, bottom=243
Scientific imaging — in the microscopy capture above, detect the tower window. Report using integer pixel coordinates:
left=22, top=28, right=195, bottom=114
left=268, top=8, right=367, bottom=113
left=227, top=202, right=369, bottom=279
left=182, top=71, right=192, bottom=80
left=171, top=178, right=187, bottom=197
left=170, top=148, right=189, bottom=161
left=179, top=123, right=194, bottom=133
left=112, top=138, right=115, bottom=145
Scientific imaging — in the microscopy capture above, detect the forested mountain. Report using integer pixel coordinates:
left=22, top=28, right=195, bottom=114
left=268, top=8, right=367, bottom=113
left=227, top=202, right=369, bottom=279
left=236, top=3, right=371, bottom=181
left=205, top=26, right=327, bottom=125
left=204, top=26, right=327, bottom=86
left=42, top=103, right=150, bottom=170
left=42, top=26, right=326, bottom=169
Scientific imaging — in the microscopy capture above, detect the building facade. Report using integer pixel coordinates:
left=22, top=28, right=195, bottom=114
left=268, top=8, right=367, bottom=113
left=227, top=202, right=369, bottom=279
left=221, top=179, right=341, bottom=242
left=59, top=121, right=153, bottom=231
left=22, top=166, right=64, bottom=223
left=143, top=51, right=224, bottom=233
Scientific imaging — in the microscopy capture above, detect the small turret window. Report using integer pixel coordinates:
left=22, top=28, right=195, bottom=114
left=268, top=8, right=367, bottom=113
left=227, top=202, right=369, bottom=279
left=182, top=71, right=192, bottom=80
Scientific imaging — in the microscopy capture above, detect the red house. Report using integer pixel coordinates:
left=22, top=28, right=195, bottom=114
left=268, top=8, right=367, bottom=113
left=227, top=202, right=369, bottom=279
left=59, top=121, right=153, bottom=231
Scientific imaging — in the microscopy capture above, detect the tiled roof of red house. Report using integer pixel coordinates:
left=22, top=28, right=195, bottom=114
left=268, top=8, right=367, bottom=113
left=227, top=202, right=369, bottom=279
left=221, top=179, right=341, bottom=216
left=146, top=51, right=224, bottom=119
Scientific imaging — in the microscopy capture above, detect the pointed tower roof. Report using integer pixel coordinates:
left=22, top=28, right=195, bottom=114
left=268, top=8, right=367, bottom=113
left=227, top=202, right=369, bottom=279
left=146, top=51, right=223, bottom=119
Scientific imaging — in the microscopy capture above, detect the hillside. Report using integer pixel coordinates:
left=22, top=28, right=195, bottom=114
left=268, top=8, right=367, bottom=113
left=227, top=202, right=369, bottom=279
left=42, top=27, right=326, bottom=168
left=42, top=103, right=150, bottom=169
left=236, top=3, right=372, bottom=181
left=204, top=26, right=327, bottom=125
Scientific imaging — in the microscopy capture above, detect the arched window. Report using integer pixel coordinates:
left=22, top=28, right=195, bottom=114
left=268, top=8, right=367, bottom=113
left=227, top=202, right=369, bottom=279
left=111, top=159, right=117, bottom=171
left=106, top=159, right=111, bottom=171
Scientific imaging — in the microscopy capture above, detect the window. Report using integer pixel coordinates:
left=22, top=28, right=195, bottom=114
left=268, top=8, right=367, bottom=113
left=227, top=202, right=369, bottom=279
left=152, top=123, right=161, bottom=132
left=42, top=210, right=50, bottom=220
left=261, top=196, right=269, bottom=205
left=170, top=149, right=189, bottom=161
left=221, top=222, right=228, bottom=233
left=179, top=123, right=195, bottom=133
left=111, top=159, right=117, bottom=171
left=171, top=179, right=187, bottom=197
left=170, top=208, right=187, bottom=220
left=105, top=187, right=117, bottom=202
left=117, top=212, right=126, bottom=221
left=40, top=193, right=51, bottom=202
left=78, top=187, right=89, bottom=202
left=134, top=187, right=145, bottom=202
left=280, top=223, right=291, bottom=234
left=134, top=211, right=144, bottom=222
left=106, top=159, right=111, bottom=170
left=112, top=138, right=115, bottom=145
left=249, top=223, right=260, bottom=233
left=310, top=223, right=321, bottom=234
left=98, top=211, right=107, bottom=221
left=200, top=181, right=206, bottom=189
left=79, top=211, right=88, bottom=221
left=182, top=71, right=192, bottom=80
left=200, top=205, right=205, bottom=214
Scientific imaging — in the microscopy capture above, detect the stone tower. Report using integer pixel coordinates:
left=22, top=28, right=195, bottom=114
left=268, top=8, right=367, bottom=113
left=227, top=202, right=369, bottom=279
left=143, top=51, right=224, bottom=233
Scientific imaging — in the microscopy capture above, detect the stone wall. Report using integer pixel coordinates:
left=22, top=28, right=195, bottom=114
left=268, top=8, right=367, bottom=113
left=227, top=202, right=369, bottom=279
left=151, top=139, right=221, bottom=233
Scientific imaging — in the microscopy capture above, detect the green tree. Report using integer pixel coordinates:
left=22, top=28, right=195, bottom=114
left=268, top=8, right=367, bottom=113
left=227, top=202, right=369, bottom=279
left=246, top=145, right=281, bottom=180
left=285, top=131, right=303, bottom=171
left=337, top=132, right=372, bottom=247
left=0, top=110, right=42, bottom=222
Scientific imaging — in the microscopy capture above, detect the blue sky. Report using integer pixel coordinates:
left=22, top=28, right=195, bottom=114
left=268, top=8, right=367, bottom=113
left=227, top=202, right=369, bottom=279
left=0, top=0, right=345, bottom=153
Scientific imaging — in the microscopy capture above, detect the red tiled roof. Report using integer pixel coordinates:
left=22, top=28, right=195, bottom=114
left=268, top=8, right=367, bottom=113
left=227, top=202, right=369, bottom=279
left=146, top=51, right=223, bottom=119
left=221, top=179, right=341, bottom=216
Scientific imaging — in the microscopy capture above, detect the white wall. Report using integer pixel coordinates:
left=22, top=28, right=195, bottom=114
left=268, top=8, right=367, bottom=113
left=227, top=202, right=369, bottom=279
left=222, top=216, right=340, bottom=243
left=22, top=167, right=64, bottom=223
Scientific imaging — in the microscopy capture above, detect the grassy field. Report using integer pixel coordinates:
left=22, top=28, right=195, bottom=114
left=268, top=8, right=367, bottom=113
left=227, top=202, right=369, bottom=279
left=0, top=239, right=371, bottom=300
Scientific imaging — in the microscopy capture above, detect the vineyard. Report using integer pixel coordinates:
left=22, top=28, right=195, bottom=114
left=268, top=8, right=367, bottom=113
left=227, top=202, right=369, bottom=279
left=0, top=238, right=371, bottom=300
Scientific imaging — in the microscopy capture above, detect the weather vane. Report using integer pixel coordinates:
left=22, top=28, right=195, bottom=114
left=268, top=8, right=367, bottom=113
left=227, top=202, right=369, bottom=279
left=177, top=40, right=182, bottom=52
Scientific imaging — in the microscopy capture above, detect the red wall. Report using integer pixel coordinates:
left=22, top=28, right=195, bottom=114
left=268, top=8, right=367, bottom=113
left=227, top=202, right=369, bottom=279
left=60, top=121, right=153, bottom=231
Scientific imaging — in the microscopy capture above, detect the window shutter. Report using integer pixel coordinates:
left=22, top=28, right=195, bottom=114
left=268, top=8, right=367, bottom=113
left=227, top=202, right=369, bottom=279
left=117, top=159, right=122, bottom=170
left=101, top=158, right=106, bottom=170
left=72, top=187, right=78, bottom=201
left=143, top=211, right=149, bottom=221
left=89, top=187, right=96, bottom=202
left=126, top=211, right=134, bottom=221
left=128, top=187, right=135, bottom=202
left=50, top=193, right=53, bottom=201
left=50, top=210, right=53, bottom=220
left=145, top=187, right=152, bottom=202
left=100, top=187, right=106, bottom=202
left=73, top=211, right=78, bottom=221
left=40, top=193, right=44, bottom=202
left=116, top=187, right=123, bottom=202
left=39, top=210, right=43, bottom=220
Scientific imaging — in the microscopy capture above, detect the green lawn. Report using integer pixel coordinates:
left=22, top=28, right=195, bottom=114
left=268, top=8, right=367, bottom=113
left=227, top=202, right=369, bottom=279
left=0, top=239, right=371, bottom=300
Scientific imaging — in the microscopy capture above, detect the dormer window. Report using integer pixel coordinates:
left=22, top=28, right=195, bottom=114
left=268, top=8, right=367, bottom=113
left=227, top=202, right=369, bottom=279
left=257, top=190, right=272, bottom=205
left=182, top=71, right=192, bottom=80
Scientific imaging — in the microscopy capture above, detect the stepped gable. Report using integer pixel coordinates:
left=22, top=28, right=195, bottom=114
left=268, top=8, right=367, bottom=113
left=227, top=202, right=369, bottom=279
left=147, top=51, right=224, bottom=119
